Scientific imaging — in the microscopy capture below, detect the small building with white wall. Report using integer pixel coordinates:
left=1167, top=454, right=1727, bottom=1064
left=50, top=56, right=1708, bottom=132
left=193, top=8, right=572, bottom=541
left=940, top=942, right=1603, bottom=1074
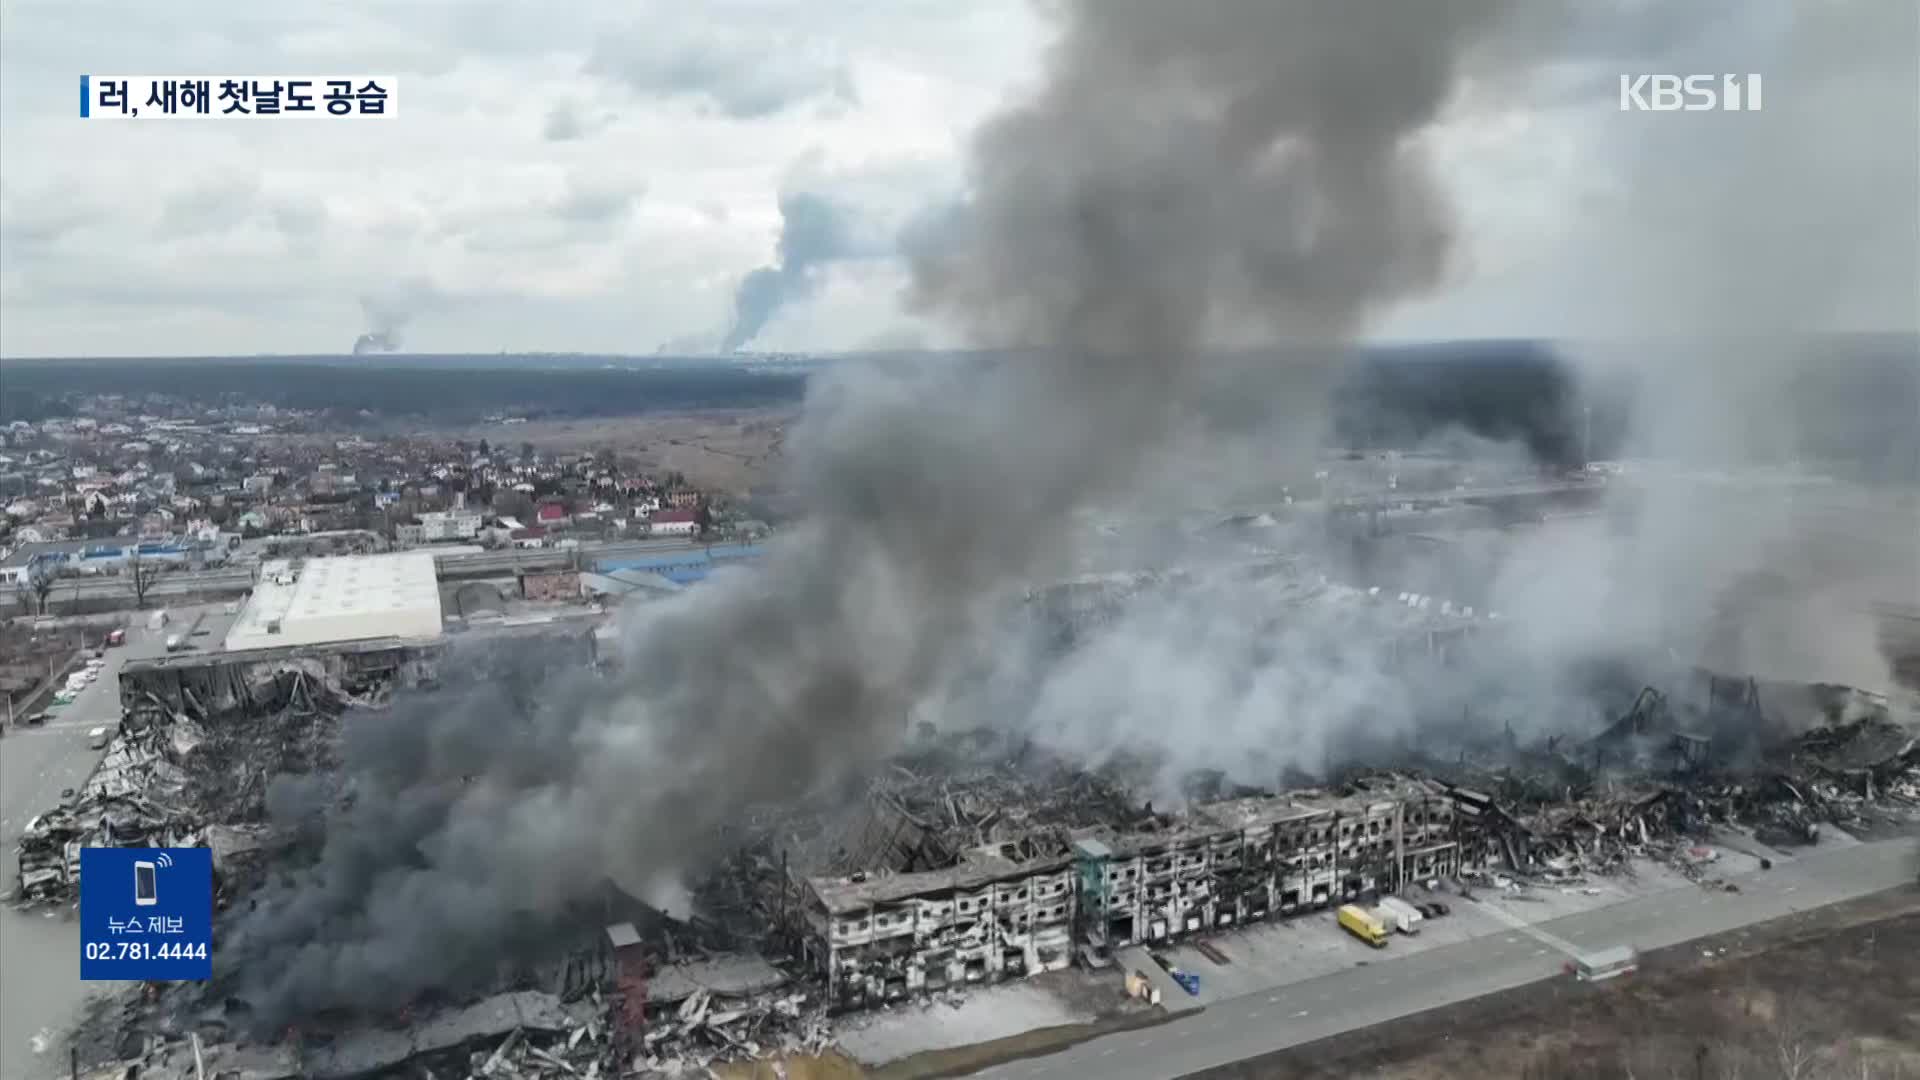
left=418, top=509, right=483, bottom=542
left=225, top=552, right=444, bottom=651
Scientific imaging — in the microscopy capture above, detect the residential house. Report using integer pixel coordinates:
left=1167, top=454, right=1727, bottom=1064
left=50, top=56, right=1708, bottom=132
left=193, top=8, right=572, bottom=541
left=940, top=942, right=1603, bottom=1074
left=647, top=507, right=700, bottom=538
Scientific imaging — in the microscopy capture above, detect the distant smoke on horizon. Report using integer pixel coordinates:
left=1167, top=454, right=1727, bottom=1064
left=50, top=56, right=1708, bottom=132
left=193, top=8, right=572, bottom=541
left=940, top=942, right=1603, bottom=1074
left=351, top=330, right=400, bottom=355
left=352, top=280, right=444, bottom=356
left=720, top=191, right=873, bottom=353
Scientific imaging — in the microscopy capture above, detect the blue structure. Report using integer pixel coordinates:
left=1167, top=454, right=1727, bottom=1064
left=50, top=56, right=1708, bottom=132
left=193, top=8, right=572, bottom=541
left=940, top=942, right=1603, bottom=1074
left=593, top=543, right=764, bottom=585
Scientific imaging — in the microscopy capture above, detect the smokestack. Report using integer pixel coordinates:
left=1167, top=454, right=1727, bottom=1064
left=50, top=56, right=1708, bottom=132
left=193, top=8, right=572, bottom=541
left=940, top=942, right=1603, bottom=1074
left=222, top=0, right=1557, bottom=1023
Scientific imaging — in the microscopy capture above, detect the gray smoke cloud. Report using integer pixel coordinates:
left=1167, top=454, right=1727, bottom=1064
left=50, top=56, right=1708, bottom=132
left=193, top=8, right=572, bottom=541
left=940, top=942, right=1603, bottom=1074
left=222, top=0, right=1548, bottom=1023
left=350, top=330, right=399, bottom=355
left=352, top=280, right=444, bottom=355
left=924, top=0, right=1920, bottom=787
left=1488, top=0, right=1920, bottom=696
left=720, top=191, right=872, bottom=353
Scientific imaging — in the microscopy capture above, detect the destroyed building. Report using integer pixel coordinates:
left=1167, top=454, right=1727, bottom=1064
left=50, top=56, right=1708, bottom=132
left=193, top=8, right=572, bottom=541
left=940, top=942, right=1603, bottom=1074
left=779, top=778, right=1475, bottom=1008
left=20, top=540, right=1917, bottom=1079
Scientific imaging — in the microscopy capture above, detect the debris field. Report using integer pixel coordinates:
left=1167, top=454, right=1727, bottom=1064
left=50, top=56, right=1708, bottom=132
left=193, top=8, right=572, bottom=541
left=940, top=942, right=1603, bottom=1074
left=18, top=653, right=1918, bottom=1079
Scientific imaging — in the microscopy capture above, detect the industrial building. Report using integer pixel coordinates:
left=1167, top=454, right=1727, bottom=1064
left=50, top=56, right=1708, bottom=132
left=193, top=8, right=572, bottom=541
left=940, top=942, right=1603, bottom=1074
left=1, top=536, right=213, bottom=585
left=224, top=551, right=444, bottom=650
left=592, top=543, right=764, bottom=585
left=786, top=781, right=1473, bottom=1008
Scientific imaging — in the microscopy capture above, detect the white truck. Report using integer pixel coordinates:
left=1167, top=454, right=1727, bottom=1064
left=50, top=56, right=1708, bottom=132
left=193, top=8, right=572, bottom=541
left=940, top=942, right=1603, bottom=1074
left=1376, top=896, right=1425, bottom=935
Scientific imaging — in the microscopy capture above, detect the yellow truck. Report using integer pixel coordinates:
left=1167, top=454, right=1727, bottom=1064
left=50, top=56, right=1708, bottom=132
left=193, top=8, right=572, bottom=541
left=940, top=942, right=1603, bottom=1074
left=1338, top=904, right=1390, bottom=948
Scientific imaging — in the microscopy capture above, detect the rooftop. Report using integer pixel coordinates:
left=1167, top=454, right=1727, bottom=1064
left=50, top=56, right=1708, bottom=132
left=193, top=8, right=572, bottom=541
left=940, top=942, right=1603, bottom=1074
left=225, top=552, right=443, bottom=650
left=803, top=779, right=1452, bottom=914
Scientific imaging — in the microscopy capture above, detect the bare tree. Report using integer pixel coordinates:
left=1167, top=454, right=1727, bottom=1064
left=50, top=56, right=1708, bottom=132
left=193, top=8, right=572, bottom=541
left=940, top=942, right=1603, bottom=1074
left=26, top=564, right=56, bottom=615
left=126, top=548, right=161, bottom=609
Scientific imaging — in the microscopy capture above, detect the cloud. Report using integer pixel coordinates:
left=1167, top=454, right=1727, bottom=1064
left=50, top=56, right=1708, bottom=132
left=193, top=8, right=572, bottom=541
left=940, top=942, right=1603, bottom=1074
left=157, top=175, right=266, bottom=238
left=585, top=23, right=856, bottom=118
left=0, top=1, right=1029, bottom=357
left=552, top=178, right=646, bottom=225
left=4, top=0, right=1900, bottom=361
left=542, top=99, right=614, bottom=142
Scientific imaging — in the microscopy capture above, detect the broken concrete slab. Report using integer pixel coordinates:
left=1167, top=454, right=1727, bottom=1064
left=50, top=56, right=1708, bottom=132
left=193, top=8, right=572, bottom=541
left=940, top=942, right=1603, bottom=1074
left=304, top=991, right=589, bottom=1079
left=647, top=953, right=788, bottom=1006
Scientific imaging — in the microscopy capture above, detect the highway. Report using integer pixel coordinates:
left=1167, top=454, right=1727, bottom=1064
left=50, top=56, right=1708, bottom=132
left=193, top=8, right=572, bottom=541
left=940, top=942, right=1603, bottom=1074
left=971, top=834, right=1918, bottom=1079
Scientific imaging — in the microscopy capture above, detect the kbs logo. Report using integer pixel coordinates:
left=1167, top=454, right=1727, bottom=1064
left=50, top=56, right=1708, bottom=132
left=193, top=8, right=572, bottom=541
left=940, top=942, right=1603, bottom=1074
left=1619, top=74, right=1763, bottom=112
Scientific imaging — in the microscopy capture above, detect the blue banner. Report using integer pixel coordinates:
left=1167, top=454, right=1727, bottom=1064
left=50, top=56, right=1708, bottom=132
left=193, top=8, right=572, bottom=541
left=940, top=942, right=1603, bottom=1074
left=79, top=847, right=212, bottom=981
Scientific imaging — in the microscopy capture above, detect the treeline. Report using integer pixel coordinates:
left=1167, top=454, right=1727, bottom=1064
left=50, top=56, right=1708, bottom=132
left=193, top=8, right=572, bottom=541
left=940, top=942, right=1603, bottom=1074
left=4, top=336, right=1912, bottom=480
left=0, top=362, right=809, bottom=425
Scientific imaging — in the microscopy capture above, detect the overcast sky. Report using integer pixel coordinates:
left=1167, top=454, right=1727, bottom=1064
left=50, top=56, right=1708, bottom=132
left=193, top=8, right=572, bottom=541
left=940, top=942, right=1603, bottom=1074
left=1, top=0, right=1913, bottom=358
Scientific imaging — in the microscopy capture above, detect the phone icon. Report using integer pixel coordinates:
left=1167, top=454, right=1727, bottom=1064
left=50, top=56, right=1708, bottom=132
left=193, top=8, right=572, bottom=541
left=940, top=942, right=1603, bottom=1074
left=134, top=861, right=158, bottom=906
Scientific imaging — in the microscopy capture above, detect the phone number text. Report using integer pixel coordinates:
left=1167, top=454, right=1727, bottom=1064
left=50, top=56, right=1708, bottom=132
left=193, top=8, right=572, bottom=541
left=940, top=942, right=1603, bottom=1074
left=83, top=941, right=208, bottom=961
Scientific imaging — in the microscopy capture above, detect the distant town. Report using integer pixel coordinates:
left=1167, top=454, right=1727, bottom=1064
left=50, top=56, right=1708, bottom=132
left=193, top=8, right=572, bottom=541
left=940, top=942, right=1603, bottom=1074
left=0, top=390, right=776, bottom=617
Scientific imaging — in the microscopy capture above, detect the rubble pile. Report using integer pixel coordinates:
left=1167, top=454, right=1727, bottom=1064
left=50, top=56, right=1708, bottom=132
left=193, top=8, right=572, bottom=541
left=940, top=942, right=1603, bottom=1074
left=13, top=667, right=350, bottom=904
left=860, top=743, right=1158, bottom=864
left=1436, top=689, right=1920, bottom=888
left=15, top=712, right=207, bottom=901
left=632, top=985, right=834, bottom=1075
left=77, top=967, right=833, bottom=1080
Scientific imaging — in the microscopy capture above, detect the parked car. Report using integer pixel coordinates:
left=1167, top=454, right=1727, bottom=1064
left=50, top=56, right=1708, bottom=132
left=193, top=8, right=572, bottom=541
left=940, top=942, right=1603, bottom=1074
left=23, top=711, right=51, bottom=726
left=105, top=628, right=126, bottom=647
left=86, top=726, right=110, bottom=749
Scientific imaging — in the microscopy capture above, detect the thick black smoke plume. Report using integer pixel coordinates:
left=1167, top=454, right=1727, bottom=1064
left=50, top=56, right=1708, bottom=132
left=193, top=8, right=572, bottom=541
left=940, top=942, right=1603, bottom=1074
left=224, top=0, right=1553, bottom=1022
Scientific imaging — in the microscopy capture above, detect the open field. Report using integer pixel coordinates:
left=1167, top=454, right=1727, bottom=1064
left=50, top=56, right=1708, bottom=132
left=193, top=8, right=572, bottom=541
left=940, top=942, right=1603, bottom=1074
left=449, top=410, right=793, bottom=495
left=1184, top=887, right=1920, bottom=1080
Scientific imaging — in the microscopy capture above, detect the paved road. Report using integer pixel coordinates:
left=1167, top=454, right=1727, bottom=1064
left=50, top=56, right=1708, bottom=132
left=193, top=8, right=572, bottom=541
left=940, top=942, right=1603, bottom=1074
left=0, top=622, right=186, bottom=1080
left=973, top=835, right=1919, bottom=1079
left=33, top=569, right=254, bottom=606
